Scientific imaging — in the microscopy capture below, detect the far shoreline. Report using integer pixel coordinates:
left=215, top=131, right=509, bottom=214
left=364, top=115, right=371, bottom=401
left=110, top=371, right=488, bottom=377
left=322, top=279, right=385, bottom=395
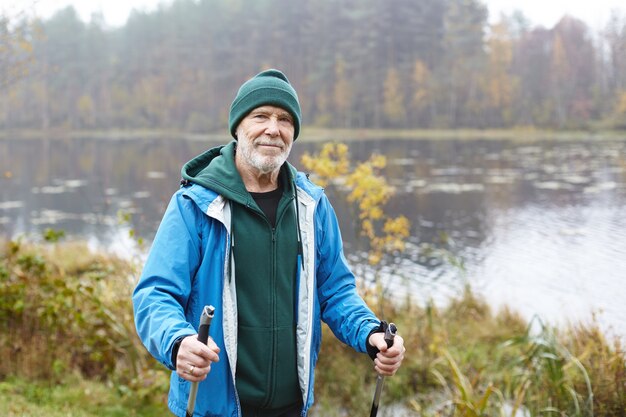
left=1, top=127, right=625, bottom=142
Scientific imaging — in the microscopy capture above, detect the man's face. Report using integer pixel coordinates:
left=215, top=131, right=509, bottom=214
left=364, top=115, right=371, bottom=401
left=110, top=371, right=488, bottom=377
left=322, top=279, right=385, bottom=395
left=235, top=105, right=295, bottom=175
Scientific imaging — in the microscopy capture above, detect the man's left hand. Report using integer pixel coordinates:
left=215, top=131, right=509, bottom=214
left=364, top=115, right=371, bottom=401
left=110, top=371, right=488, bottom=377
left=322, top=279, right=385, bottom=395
left=368, top=332, right=406, bottom=376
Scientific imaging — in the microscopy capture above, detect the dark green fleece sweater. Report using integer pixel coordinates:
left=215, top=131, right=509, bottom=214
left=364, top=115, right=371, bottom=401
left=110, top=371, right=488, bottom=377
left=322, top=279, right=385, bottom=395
left=181, top=141, right=300, bottom=410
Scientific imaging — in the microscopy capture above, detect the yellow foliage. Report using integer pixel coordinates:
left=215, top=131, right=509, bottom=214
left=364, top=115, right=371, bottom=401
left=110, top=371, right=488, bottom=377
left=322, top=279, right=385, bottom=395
left=301, top=143, right=349, bottom=187
left=302, top=143, right=411, bottom=268
left=345, top=155, right=393, bottom=224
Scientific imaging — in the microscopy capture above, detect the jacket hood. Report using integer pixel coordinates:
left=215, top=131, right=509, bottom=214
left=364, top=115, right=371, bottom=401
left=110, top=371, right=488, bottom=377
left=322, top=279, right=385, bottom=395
left=181, top=140, right=298, bottom=206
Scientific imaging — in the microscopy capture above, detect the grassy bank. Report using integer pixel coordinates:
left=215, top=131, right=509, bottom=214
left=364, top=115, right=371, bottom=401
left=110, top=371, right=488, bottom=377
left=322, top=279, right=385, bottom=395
left=1, top=240, right=625, bottom=416
left=0, top=375, right=165, bottom=417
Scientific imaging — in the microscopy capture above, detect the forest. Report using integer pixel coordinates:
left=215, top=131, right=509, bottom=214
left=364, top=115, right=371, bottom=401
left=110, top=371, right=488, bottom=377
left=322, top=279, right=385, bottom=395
left=1, top=0, right=626, bottom=132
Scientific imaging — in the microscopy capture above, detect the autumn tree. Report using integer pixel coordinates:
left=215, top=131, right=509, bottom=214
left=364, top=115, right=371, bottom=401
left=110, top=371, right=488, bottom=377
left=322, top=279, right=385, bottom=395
left=301, top=143, right=410, bottom=310
left=605, top=13, right=626, bottom=91
left=552, top=16, right=596, bottom=126
left=610, top=90, right=626, bottom=128
left=550, top=33, right=569, bottom=127
left=601, top=12, right=626, bottom=125
left=333, top=58, right=352, bottom=128
left=0, top=18, right=32, bottom=87
left=482, top=20, right=518, bottom=126
left=383, top=66, right=406, bottom=127
left=411, top=59, right=432, bottom=126
left=437, top=0, right=488, bottom=127
left=0, top=9, right=38, bottom=128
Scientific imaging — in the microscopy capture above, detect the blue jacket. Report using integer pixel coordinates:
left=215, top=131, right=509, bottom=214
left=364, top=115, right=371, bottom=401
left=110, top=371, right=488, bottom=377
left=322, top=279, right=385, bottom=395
left=132, top=169, right=379, bottom=417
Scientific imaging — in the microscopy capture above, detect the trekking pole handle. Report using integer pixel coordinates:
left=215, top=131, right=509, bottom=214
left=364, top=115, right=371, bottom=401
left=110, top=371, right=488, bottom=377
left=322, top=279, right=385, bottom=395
left=369, top=321, right=398, bottom=417
left=197, top=305, right=214, bottom=345
left=186, top=305, right=215, bottom=417
left=384, top=322, right=397, bottom=348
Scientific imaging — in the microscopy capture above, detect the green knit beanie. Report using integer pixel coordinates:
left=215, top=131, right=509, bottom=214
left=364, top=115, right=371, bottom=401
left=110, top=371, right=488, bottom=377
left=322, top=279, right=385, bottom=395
left=229, top=69, right=302, bottom=140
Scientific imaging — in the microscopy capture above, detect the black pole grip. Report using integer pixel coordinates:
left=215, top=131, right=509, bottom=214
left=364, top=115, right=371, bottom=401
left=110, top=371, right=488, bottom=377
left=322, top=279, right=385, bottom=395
left=384, top=322, right=397, bottom=349
left=186, top=305, right=215, bottom=417
left=197, top=305, right=214, bottom=345
left=369, top=322, right=398, bottom=417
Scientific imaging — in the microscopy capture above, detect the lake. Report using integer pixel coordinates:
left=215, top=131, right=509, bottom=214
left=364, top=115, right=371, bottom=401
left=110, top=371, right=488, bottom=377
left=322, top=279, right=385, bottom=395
left=1, top=135, right=626, bottom=340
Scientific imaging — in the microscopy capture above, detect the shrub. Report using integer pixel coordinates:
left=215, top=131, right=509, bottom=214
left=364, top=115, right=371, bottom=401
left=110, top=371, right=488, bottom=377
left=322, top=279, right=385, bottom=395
left=0, top=239, right=167, bottom=405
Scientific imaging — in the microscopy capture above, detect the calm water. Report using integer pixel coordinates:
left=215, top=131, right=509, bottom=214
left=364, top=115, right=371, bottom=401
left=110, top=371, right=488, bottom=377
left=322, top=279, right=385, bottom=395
left=2, top=136, right=626, bottom=339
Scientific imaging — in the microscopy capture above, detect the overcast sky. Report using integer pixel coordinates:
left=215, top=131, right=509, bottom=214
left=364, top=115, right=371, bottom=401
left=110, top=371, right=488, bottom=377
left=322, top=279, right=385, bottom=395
left=1, top=0, right=625, bottom=30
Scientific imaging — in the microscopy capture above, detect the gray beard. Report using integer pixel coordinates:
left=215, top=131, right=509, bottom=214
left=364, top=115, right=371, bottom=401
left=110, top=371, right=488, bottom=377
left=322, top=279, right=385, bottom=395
left=236, top=133, right=291, bottom=174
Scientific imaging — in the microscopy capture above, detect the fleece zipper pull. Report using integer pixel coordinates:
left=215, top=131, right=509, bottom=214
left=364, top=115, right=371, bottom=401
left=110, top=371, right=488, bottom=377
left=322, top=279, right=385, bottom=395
left=293, top=185, right=305, bottom=271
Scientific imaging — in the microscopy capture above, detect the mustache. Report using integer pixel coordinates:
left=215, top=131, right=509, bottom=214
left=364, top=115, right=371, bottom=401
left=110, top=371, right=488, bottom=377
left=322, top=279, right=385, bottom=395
left=255, top=139, right=284, bottom=149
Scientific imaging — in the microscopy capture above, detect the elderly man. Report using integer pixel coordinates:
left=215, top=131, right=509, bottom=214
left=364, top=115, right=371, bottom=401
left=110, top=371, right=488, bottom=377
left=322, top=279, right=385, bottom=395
left=133, top=69, right=405, bottom=417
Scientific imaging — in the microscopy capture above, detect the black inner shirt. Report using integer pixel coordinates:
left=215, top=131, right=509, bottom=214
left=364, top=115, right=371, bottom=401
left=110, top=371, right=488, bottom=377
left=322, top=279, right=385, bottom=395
left=249, top=186, right=283, bottom=227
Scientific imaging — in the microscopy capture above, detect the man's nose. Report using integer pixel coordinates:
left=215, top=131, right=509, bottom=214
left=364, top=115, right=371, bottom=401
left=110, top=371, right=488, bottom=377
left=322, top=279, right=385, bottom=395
left=265, top=117, right=280, bottom=136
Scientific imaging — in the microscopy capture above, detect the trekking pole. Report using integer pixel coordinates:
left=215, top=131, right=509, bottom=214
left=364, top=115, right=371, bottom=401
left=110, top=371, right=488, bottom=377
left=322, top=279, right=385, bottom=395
left=186, top=305, right=215, bottom=417
left=369, top=322, right=397, bottom=417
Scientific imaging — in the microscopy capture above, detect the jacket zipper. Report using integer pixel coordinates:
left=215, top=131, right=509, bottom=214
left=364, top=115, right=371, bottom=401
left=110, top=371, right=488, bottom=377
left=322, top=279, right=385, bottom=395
left=246, top=196, right=293, bottom=408
left=269, top=226, right=277, bottom=407
left=266, top=197, right=291, bottom=408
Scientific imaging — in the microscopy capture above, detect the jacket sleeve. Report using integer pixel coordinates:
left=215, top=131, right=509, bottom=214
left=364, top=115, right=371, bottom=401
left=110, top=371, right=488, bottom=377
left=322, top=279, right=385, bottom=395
left=314, top=195, right=379, bottom=353
left=132, top=191, right=203, bottom=370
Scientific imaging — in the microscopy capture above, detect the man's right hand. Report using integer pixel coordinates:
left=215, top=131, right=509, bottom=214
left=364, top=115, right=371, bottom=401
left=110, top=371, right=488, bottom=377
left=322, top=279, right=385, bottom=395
left=176, top=334, right=220, bottom=382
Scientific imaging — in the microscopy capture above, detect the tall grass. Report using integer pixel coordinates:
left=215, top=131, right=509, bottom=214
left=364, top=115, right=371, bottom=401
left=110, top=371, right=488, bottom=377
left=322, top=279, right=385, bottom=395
left=1, top=240, right=625, bottom=416
left=316, top=286, right=626, bottom=416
